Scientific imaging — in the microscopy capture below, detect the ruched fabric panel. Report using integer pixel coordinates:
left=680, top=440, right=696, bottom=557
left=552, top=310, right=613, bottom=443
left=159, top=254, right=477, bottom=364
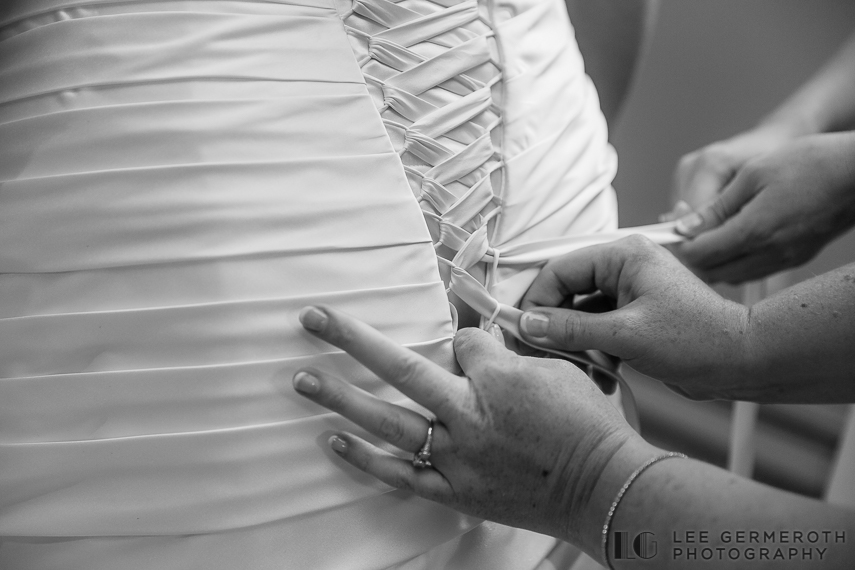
left=334, top=0, right=640, bottom=339
left=0, top=1, right=513, bottom=568
left=0, top=0, right=660, bottom=567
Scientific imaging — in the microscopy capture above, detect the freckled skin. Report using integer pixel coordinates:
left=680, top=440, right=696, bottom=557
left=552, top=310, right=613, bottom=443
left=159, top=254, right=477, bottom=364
left=521, top=236, right=751, bottom=400
left=293, top=262, right=855, bottom=567
left=671, top=129, right=855, bottom=284
left=293, top=307, right=660, bottom=557
left=520, top=236, right=855, bottom=404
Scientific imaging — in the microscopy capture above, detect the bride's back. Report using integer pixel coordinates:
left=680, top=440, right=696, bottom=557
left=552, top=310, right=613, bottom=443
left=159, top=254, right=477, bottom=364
left=0, top=1, right=615, bottom=568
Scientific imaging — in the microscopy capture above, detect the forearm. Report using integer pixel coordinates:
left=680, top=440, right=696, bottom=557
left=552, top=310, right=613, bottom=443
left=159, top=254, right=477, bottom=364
left=760, top=31, right=855, bottom=136
left=742, top=263, right=855, bottom=403
left=605, top=456, right=855, bottom=568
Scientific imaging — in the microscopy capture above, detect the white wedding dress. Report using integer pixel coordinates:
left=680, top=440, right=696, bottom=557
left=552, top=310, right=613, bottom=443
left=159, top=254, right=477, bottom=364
left=0, top=0, right=625, bottom=568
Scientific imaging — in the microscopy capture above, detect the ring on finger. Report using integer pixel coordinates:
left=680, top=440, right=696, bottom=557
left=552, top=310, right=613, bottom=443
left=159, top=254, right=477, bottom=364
left=412, top=418, right=434, bottom=469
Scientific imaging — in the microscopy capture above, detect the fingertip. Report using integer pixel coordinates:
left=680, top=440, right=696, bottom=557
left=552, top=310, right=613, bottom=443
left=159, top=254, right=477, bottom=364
left=292, top=370, right=320, bottom=395
left=520, top=311, right=549, bottom=339
left=675, top=212, right=704, bottom=237
left=659, top=200, right=691, bottom=223
left=299, top=305, right=328, bottom=333
left=329, top=434, right=348, bottom=455
left=452, top=326, right=491, bottom=352
left=674, top=200, right=691, bottom=213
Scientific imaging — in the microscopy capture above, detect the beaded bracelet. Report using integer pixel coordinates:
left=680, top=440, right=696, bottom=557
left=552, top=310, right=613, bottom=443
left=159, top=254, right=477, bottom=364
left=601, top=452, right=688, bottom=569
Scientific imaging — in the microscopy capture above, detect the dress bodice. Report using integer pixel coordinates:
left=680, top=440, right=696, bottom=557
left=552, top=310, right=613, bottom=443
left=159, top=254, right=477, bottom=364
left=336, top=0, right=618, bottom=317
left=0, top=1, right=617, bottom=568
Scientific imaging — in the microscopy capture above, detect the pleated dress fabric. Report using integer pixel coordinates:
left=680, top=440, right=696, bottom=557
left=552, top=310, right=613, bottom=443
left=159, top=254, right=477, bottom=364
left=0, top=0, right=616, bottom=568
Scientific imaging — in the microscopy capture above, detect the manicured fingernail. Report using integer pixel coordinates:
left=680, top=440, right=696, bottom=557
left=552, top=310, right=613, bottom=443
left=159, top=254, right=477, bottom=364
left=488, top=323, right=505, bottom=344
left=299, top=306, right=328, bottom=332
left=329, top=435, right=348, bottom=454
left=520, top=312, right=549, bottom=338
left=292, top=371, right=320, bottom=395
left=676, top=212, right=703, bottom=235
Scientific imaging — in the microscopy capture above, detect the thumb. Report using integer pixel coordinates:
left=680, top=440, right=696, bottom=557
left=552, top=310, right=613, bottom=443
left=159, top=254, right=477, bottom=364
left=519, top=307, right=623, bottom=355
left=675, top=168, right=759, bottom=238
left=453, top=326, right=514, bottom=378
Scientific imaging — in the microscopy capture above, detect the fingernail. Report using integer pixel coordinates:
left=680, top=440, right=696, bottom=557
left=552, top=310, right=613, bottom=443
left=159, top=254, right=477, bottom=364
left=520, top=312, right=549, bottom=338
left=329, top=435, right=348, bottom=454
left=676, top=212, right=703, bottom=235
left=488, top=323, right=505, bottom=344
left=299, top=306, right=328, bottom=332
left=292, top=371, right=320, bottom=395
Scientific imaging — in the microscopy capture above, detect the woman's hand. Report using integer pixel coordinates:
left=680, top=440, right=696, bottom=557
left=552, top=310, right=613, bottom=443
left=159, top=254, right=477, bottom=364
left=668, top=124, right=795, bottom=224
left=670, top=132, right=855, bottom=283
left=293, top=305, right=656, bottom=559
left=519, top=236, right=752, bottom=400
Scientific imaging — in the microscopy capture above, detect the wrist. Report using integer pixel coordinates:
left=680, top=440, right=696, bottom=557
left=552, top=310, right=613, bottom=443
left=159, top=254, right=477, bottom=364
left=716, top=299, right=758, bottom=399
left=758, top=104, right=826, bottom=139
left=679, top=297, right=753, bottom=401
left=569, top=433, right=662, bottom=561
left=733, top=298, right=775, bottom=402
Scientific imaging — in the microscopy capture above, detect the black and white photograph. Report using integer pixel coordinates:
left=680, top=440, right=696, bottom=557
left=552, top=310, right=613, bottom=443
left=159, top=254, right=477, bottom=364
left=0, top=0, right=853, bottom=568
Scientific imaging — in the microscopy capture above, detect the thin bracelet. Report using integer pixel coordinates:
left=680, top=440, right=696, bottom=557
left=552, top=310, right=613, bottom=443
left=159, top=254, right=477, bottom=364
left=601, top=452, right=688, bottom=569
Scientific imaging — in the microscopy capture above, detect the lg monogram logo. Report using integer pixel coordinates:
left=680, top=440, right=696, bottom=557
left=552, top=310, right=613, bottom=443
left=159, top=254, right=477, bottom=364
left=613, top=531, right=658, bottom=560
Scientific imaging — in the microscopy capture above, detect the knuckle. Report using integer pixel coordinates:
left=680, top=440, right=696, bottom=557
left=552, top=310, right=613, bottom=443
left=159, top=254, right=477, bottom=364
left=706, top=200, right=731, bottom=225
left=701, top=145, right=731, bottom=168
left=322, top=382, right=348, bottom=411
left=452, top=327, right=479, bottom=352
left=377, top=414, right=406, bottom=445
left=620, top=235, right=661, bottom=264
left=622, top=233, right=655, bottom=251
left=390, top=353, right=422, bottom=389
left=557, top=314, right=582, bottom=344
left=350, top=447, right=370, bottom=471
left=391, top=468, right=414, bottom=492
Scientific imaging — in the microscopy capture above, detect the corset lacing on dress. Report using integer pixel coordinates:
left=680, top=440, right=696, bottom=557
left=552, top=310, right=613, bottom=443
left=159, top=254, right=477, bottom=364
left=336, top=0, right=683, bottom=379
left=337, top=0, right=508, bottom=324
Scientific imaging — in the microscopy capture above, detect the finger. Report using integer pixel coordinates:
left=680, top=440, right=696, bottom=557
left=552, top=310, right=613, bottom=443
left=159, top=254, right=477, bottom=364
left=452, top=327, right=516, bottom=378
left=329, top=432, right=452, bottom=503
left=293, top=369, right=434, bottom=453
left=520, top=236, right=665, bottom=313
left=519, top=243, right=622, bottom=312
left=702, top=251, right=801, bottom=285
left=299, top=306, right=466, bottom=417
left=518, top=306, right=626, bottom=355
left=572, top=292, right=617, bottom=314
left=677, top=211, right=758, bottom=270
left=659, top=200, right=692, bottom=223
left=675, top=167, right=760, bottom=238
left=518, top=255, right=593, bottom=312
left=673, top=154, right=731, bottom=209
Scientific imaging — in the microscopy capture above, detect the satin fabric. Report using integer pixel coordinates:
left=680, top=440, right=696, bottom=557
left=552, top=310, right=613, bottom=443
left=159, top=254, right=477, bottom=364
left=0, top=0, right=626, bottom=567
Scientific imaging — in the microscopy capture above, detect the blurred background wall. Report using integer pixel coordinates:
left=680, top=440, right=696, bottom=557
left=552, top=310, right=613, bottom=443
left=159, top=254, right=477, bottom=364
left=609, top=0, right=855, bottom=496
